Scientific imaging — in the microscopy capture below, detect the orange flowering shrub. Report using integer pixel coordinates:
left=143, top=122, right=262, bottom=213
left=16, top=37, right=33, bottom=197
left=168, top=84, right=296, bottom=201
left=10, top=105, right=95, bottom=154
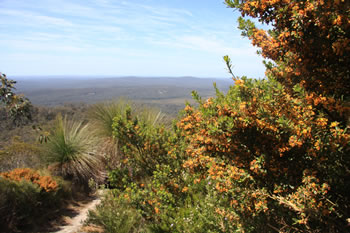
left=91, top=1, right=349, bottom=232
left=176, top=76, right=349, bottom=231
left=0, top=168, right=69, bottom=231
left=103, top=79, right=348, bottom=230
left=228, top=0, right=350, bottom=101
left=1, top=168, right=58, bottom=192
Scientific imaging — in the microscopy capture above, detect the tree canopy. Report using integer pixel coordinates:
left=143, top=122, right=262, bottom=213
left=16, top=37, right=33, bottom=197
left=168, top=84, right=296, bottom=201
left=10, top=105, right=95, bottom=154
left=0, top=73, right=32, bottom=123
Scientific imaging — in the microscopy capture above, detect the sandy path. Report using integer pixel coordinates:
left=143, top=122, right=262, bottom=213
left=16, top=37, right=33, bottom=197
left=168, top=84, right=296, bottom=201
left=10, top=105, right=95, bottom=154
left=52, top=197, right=101, bottom=233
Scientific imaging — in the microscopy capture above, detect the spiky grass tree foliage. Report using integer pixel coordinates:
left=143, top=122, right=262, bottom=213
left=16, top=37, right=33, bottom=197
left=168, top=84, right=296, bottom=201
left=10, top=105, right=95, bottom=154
left=88, top=99, right=132, bottom=139
left=88, top=100, right=169, bottom=172
left=88, top=99, right=168, bottom=138
left=87, top=99, right=132, bottom=170
left=45, top=115, right=99, bottom=185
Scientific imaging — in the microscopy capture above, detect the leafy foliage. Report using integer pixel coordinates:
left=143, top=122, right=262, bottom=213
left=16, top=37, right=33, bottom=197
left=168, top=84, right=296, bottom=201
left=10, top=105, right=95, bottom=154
left=175, top=77, right=349, bottom=231
left=86, top=191, right=145, bottom=233
left=0, top=72, right=32, bottom=124
left=1, top=1, right=349, bottom=232
left=225, top=0, right=350, bottom=122
left=111, top=105, right=170, bottom=177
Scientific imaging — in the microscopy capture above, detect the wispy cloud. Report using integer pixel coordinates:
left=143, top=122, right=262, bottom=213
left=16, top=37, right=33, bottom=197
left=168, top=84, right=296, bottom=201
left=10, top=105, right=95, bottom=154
left=0, top=0, right=265, bottom=77
left=0, top=9, right=74, bottom=27
left=149, top=35, right=254, bottom=56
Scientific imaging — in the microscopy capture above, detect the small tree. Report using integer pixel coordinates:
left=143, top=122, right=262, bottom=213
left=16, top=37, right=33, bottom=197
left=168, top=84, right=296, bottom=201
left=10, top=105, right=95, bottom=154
left=0, top=73, right=32, bottom=124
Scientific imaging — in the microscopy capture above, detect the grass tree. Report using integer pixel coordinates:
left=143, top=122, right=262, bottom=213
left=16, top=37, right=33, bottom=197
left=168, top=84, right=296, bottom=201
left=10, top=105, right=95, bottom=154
left=87, top=99, right=131, bottom=139
left=87, top=99, right=169, bottom=171
left=45, top=114, right=99, bottom=186
left=87, top=99, right=131, bottom=170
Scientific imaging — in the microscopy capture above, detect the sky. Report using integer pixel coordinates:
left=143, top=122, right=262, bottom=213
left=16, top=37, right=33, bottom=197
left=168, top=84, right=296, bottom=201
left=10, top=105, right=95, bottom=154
left=0, top=0, right=266, bottom=78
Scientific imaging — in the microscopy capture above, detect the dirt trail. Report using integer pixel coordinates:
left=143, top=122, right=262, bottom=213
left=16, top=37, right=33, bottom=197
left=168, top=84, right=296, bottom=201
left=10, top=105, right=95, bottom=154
left=52, top=195, right=101, bottom=233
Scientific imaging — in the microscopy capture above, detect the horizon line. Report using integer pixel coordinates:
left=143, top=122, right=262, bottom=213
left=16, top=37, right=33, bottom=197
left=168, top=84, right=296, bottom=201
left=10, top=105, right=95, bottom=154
left=11, top=75, right=233, bottom=79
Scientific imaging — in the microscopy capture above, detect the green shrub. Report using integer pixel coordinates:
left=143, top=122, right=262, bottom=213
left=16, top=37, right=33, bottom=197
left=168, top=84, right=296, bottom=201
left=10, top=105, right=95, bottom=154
left=0, top=136, right=43, bottom=172
left=110, top=105, right=171, bottom=180
left=147, top=184, right=238, bottom=233
left=0, top=169, right=71, bottom=232
left=86, top=190, right=146, bottom=233
left=0, top=72, right=32, bottom=124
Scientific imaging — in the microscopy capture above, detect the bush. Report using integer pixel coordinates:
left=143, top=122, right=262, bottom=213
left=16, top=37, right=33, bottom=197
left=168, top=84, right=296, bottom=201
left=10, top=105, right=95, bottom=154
left=0, top=168, right=71, bottom=232
left=0, top=72, right=32, bottom=124
left=174, top=77, right=349, bottom=231
left=86, top=190, right=146, bottom=233
left=87, top=89, right=348, bottom=231
left=111, top=106, right=171, bottom=178
left=1, top=167, right=58, bottom=192
left=0, top=136, right=43, bottom=172
left=86, top=1, right=349, bottom=232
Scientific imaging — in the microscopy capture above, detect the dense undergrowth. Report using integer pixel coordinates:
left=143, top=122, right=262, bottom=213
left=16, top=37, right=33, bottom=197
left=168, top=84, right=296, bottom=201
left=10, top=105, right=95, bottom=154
left=0, top=0, right=349, bottom=232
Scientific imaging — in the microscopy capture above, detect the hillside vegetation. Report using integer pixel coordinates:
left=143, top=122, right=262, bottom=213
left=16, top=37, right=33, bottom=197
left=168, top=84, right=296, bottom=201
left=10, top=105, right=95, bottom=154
left=1, top=0, right=349, bottom=232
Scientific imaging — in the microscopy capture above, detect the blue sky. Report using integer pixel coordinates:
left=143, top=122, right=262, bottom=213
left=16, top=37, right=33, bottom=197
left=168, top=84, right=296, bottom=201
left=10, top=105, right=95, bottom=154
left=0, top=0, right=266, bottom=78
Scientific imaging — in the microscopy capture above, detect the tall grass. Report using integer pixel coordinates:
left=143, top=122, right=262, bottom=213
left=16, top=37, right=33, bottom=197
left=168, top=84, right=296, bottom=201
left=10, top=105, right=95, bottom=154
left=44, top=115, right=99, bottom=185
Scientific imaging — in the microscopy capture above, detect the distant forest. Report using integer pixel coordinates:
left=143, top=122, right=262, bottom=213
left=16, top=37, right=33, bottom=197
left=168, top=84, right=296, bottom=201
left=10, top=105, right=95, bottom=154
left=14, top=76, right=232, bottom=111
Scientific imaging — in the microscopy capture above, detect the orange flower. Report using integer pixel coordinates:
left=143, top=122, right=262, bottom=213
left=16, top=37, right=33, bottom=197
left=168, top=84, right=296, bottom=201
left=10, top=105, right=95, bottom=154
left=330, top=121, right=339, bottom=128
left=0, top=168, right=58, bottom=192
left=235, top=79, right=244, bottom=86
left=154, top=207, right=160, bottom=214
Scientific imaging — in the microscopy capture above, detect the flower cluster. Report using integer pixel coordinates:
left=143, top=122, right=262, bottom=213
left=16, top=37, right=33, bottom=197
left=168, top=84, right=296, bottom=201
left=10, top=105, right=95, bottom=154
left=1, top=168, right=58, bottom=192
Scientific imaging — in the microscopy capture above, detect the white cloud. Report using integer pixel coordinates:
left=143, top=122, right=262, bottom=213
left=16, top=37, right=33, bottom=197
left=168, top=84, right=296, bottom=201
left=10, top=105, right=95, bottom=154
left=0, top=9, right=74, bottom=27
